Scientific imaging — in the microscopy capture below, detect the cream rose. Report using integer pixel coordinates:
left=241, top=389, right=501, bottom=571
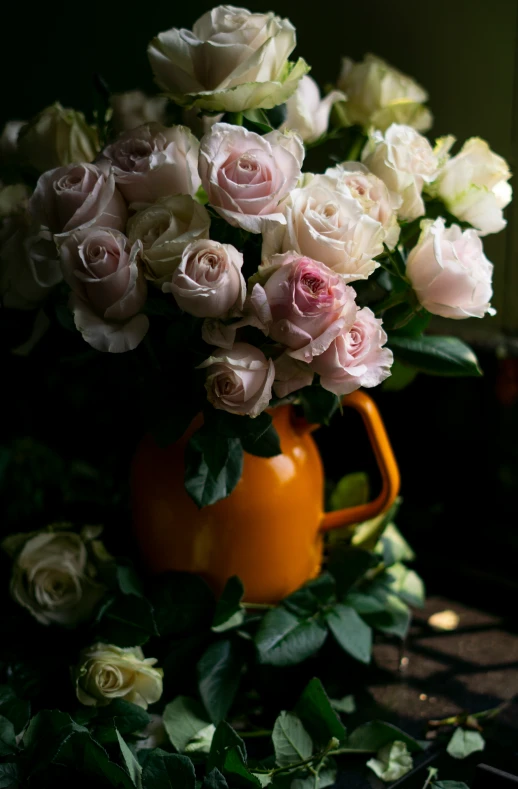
left=199, top=123, right=304, bottom=233
left=102, top=123, right=201, bottom=206
left=74, top=643, right=163, bottom=709
left=59, top=227, right=149, bottom=352
left=5, top=527, right=106, bottom=627
left=262, top=173, right=385, bottom=280
left=30, top=162, right=127, bottom=240
left=111, top=91, right=168, bottom=134
left=429, top=137, right=512, bottom=236
left=163, top=239, right=245, bottom=317
left=337, top=54, right=432, bottom=132
left=199, top=342, right=274, bottom=416
left=406, top=217, right=494, bottom=319
left=311, top=306, right=393, bottom=395
left=148, top=5, right=308, bottom=112
left=362, top=124, right=438, bottom=221
left=127, top=195, right=211, bottom=285
left=281, top=75, right=345, bottom=144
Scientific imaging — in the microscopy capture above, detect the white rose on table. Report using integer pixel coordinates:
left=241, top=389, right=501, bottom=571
left=163, top=239, right=245, bottom=318
left=406, top=217, right=494, bottom=319
left=59, top=227, right=149, bottom=352
left=337, top=54, right=432, bottom=132
left=428, top=137, right=512, bottom=236
left=199, top=123, right=304, bottom=234
left=199, top=342, right=275, bottom=417
left=102, top=123, right=201, bottom=206
left=261, top=173, right=385, bottom=280
left=127, top=195, right=211, bottom=285
left=110, top=91, right=168, bottom=134
left=74, top=643, right=163, bottom=709
left=362, top=124, right=438, bottom=221
left=281, top=75, right=345, bottom=143
left=148, top=5, right=308, bottom=112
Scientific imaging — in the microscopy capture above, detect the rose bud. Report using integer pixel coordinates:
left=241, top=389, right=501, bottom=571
left=199, top=342, right=275, bottom=417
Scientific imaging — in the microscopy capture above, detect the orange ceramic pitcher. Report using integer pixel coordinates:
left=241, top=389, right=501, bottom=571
left=131, top=390, right=400, bottom=603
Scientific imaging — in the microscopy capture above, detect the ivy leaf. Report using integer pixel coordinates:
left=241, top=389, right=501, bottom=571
left=388, top=335, right=482, bottom=377
left=272, top=712, right=313, bottom=767
left=140, top=750, right=196, bottom=789
left=212, top=576, right=245, bottom=632
left=344, top=720, right=423, bottom=753
left=446, top=728, right=485, bottom=760
left=198, top=640, right=245, bottom=724
left=294, top=678, right=346, bottom=744
left=367, top=740, right=413, bottom=782
left=185, top=430, right=243, bottom=508
left=325, top=604, right=372, bottom=664
left=0, top=716, right=16, bottom=757
left=116, top=729, right=142, bottom=788
left=163, top=697, right=211, bottom=753
left=255, top=607, right=328, bottom=666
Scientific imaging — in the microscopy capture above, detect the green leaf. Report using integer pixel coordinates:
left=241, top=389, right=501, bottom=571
left=294, top=678, right=346, bottom=744
left=329, top=472, right=369, bottom=511
left=184, top=724, right=216, bottom=754
left=0, top=763, right=18, bottom=789
left=241, top=424, right=281, bottom=458
left=116, top=729, right=142, bottom=788
left=140, top=750, right=196, bottom=789
left=367, top=740, right=413, bottom=782
left=95, top=594, right=157, bottom=647
left=185, top=430, right=244, bottom=508
left=163, top=697, right=211, bottom=753
left=116, top=564, right=145, bottom=597
left=203, top=768, right=229, bottom=789
left=281, top=573, right=336, bottom=617
left=388, top=335, right=482, bottom=377
left=91, top=700, right=150, bottom=743
left=330, top=696, right=356, bottom=714
left=22, top=710, right=87, bottom=775
left=212, top=576, right=245, bottom=632
left=381, top=563, right=425, bottom=608
left=446, top=728, right=485, bottom=760
left=0, top=685, right=30, bottom=733
left=291, top=766, right=337, bottom=789
left=375, top=523, right=415, bottom=565
left=432, top=783, right=470, bottom=789
left=325, top=604, right=372, bottom=664
left=80, top=736, right=136, bottom=787
left=382, top=359, right=419, bottom=391
left=198, top=640, right=244, bottom=724
left=299, top=387, right=340, bottom=426
left=272, top=712, right=313, bottom=767
left=327, top=548, right=379, bottom=597
left=255, top=607, right=328, bottom=666
left=344, top=720, right=423, bottom=753
left=344, top=591, right=386, bottom=615
left=242, top=109, right=273, bottom=133
left=363, top=586, right=412, bottom=638
left=351, top=500, right=400, bottom=552
left=205, top=411, right=281, bottom=459
left=223, top=746, right=261, bottom=788
left=151, top=572, right=215, bottom=637
left=0, top=715, right=16, bottom=757
left=207, top=721, right=246, bottom=773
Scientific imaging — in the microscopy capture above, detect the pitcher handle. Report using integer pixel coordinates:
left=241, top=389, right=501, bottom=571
left=308, top=390, right=400, bottom=532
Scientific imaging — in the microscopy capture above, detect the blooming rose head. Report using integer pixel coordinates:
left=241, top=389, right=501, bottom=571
left=199, top=123, right=304, bottom=233
left=199, top=342, right=274, bottom=416
left=59, top=228, right=149, bottom=352
left=429, top=137, right=512, bottom=236
left=325, top=162, right=401, bottom=249
left=74, top=643, right=163, bottom=709
left=4, top=526, right=106, bottom=627
left=127, top=195, right=211, bottom=285
left=362, top=124, right=438, bottom=221
left=337, top=54, right=432, bottom=132
left=148, top=5, right=308, bottom=112
left=406, top=217, right=494, bottom=319
left=281, top=75, right=345, bottom=144
left=17, top=103, right=99, bottom=174
left=30, top=162, right=127, bottom=239
left=250, top=252, right=357, bottom=362
left=262, top=173, right=385, bottom=280
left=102, top=123, right=201, bottom=206
left=311, top=306, right=393, bottom=395
left=163, top=239, right=245, bottom=318
left=111, top=91, right=168, bottom=134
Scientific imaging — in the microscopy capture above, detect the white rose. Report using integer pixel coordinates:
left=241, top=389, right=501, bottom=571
left=163, top=239, right=245, bottom=318
left=429, top=137, right=512, bottom=236
left=262, top=173, right=385, bottom=281
left=199, top=123, right=304, bottom=234
left=127, top=195, right=211, bottom=285
left=406, top=217, right=494, bottom=319
left=74, top=643, right=163, bottom=709
left=148, top=5, right=308, bottom=112
left=199, top=342, right=275, bottom=417
left=362, top=124, right=438, bottom=221
left=111, top=91, right=168, bottom=134
left=281, top=75, right=345, bottom=143
left=102, top=123, right=201, bottom=206
left=337, top=54, right=432, bottom=132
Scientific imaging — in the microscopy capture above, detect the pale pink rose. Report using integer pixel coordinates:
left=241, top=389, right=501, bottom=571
left=163, top=239, right=245, bottom=318
left=30, top=162, right=127, bottom=239
left=102, top=123, right=201, bottom=206
left=111, top=91, right=168, bottom=134
left=199, top=123, right=304, bottom=233
left=250, top=251, right=357, bottom=363
left=273, top=353, right=313, bottom=398
left=311, top=307, right=393, bottom=396
left=59, top=228, right=149, bottom=353
left=281, top=75, right=345, bottom=144
left=198, top=342, right=275, bottom=417
left=406, top=217, right=494, bottom=319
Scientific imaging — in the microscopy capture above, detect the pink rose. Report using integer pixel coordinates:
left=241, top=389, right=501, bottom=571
left=59, top=228, right=149, bottom=353
left=311, top=307, right=393, bottom=395
left=163, top=239, right=245, bottom=318
left=199, top=123, right=304, bottom=233
left=406, top=218, right=494, bottom=319
left=102, top=123, right=201, bottom=206
left=30, top=162, right=127, bottom=239
left=250, top=252, right=357, bottom=362
left=199, top=342, right=275, bottom=417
